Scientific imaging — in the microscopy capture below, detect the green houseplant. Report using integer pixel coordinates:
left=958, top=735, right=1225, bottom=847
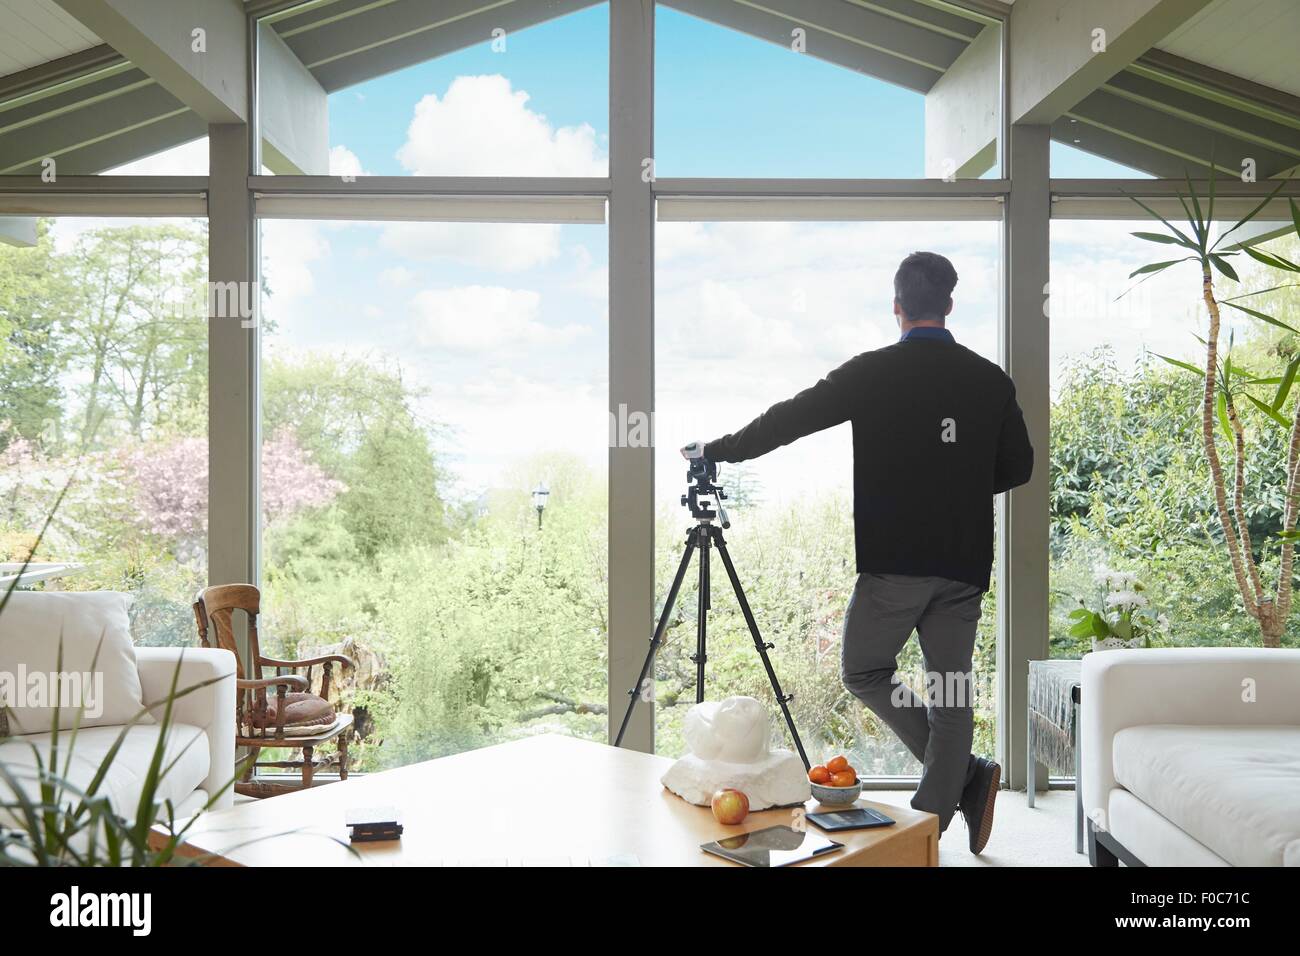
left=1130, top=173, right=1300, bottom=648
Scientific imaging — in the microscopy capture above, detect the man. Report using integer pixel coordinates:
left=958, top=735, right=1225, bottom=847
left=686, top=251, right=1033, bottom=853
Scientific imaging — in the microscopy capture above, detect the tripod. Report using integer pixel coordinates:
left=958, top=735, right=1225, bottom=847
left=613, top=460, right=811, bottom=770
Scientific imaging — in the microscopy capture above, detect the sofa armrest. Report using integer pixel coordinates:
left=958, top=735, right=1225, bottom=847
left=1080, top=647, right=1300, bottom=830
left=135, top=647, right=237, bottom=812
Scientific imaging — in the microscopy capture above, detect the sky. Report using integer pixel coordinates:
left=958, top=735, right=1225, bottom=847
left=96, top=4, right=1223, bottom=511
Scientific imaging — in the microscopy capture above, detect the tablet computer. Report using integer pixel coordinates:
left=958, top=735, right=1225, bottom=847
left=806, top=807, right=896, bottom=832
left=700, top=825, right=843, bottom=867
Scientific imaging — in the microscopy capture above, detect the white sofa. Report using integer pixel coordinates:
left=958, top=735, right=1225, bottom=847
left=0, top=646, right=236, bottom=826
left=1081, top=647, right=1300, bottom=867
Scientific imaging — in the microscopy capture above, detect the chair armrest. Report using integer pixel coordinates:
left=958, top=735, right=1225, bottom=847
left=238, top=675, right=309, bottom=691
left=135, top=647, right=237, bottom=812
left=1080, top=647, right=1300, bottom=830
left=257, top=655, right=354, bottom=670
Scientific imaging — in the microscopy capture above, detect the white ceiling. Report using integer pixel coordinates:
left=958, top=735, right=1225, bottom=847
left=0, top=0, right=101, bottom=79
left=1158, top=0, right=1300, bottom=97
left=0, top=0, right=1295, bottom=102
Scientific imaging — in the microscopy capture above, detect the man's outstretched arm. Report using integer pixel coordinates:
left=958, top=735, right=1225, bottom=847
left=703, top=355, right=865, bottom=464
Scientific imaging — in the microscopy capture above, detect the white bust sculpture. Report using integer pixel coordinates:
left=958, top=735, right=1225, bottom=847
left=661, top=696, right=811, bottom=809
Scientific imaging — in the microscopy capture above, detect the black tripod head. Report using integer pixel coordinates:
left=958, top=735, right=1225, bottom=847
left=682, top=457, right=730, bottom=528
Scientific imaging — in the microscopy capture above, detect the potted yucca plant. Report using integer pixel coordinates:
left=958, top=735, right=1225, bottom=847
left=1129, top=171, right=1300, bottom=648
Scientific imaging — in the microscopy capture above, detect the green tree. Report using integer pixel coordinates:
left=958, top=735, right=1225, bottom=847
left=262, top=354, right=447, bottom=558
left=367, top=453, right=607, bottom=767
left=0, top=219, right=67, bottom=445
left=1050, top=348, right=1299, bottom=653
left=56, top=223, right=207, bottom=446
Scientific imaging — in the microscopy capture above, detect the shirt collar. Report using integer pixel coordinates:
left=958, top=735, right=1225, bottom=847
left=900, top=326, right=955, bottom=343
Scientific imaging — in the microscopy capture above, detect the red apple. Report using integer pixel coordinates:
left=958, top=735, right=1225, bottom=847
left=711, top=788, right=750, bottom=825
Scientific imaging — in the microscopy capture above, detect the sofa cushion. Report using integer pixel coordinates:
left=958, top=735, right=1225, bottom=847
left=1113, top=724, right=1300, bottom=867
left=0, top=722, right=210, bottom=827
left=0, top=591, right=150, bottom=733
left=1107, top=789, right=1229, bottom=866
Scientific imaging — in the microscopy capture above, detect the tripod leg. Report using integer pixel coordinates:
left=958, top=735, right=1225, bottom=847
left=712, top=529, right=812, bottom=770
left=693, top=527, right=710, bottom=704
left=613, top=532, right=698, bottom=748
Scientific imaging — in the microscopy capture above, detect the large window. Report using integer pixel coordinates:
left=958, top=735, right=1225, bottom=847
left=653, top=217, right=1001, bottom=774
left=258, top=217, right=608, bottom=771
left=258, top=4, right=608, bottom=178
left=656, top=7, right=1002, bottom=179
left=1049, top=218, right=1300, bottom=662
left=0, top=215, right=208, bottom=644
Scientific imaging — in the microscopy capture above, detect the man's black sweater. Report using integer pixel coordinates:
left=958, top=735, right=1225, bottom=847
left=704, top=332, right=1034, bottom=591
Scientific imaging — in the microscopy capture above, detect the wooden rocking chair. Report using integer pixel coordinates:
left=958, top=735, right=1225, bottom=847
left=193, top=584, right=355, bottom=799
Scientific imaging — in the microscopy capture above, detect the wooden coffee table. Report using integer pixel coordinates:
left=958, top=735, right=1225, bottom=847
left=162, top=734, right=938, bottom=866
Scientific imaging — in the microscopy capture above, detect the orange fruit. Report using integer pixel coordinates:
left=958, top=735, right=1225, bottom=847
left=830, top=770, right=857, bottom=788
left=809, top=765, right=831, bottom=784
left=826, top=755, right=849, bottom=774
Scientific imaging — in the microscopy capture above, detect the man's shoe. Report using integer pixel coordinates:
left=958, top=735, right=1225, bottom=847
left=959, top=757, right=1000, bottom=854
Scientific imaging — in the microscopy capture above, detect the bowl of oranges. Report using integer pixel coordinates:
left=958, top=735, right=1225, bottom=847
left=808, top=755, right=861, bottom=806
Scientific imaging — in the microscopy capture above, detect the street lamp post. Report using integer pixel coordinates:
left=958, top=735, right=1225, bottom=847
left=532, top=482, right=550, bottom=530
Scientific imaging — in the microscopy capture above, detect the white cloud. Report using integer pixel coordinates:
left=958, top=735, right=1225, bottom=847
left=395, top=74, right=605, bottom=176
left=379, top=266, right=417, bottom=287
left=572, top=262, right=607, bottom=300
left=1048, top=219, right=1218, bottom=378
left=655, top=220, right=1003, bottom=370
left=380, top=221, right=560, bottom=271
left=425, top=367, right=607, bottom=496
left=656, top=221, right=712, bottom=262
left=261, top=219, right=330, bottom=303
left=411, top=285, right=586, bottom=352
left=328, top=144, right=366, bottom=178
left=567, top=243, right=607, bottom=299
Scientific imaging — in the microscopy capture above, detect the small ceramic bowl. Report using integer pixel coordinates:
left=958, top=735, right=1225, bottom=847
left=810, top=779, right=863, bottom=806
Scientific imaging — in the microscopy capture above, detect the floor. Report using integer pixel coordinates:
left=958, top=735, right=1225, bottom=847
left=873, top=787, right=1089, bottom=867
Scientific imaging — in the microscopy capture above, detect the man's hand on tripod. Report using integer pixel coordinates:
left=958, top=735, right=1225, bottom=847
left=681, top=441, right=705, bottom=461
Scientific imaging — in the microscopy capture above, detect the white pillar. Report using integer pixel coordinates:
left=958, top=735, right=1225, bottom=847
left=207, top=123, right=258, bottom=595
left=608, top=0, right=656, bottom=751
left=999, top=124, right=1051, bottom=792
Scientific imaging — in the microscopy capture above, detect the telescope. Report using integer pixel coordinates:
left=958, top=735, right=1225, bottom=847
left=683, top=453, right=730, bottom=528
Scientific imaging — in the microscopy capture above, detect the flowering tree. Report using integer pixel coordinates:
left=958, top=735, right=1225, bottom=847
left=260, top=429, right=346, bottom=523
left=0, top=424, right=103, bottom=562
left=127, top=428, right=345, bottom=559
left=126, top=436, right=206, bottom=543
